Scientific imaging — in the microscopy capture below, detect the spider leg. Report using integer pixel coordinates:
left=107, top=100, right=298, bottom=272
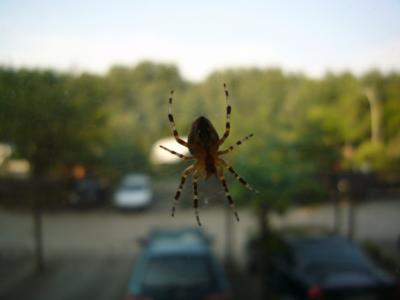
left=168, top=90, right=188, bottom=147
left=218, top=173, right=240, bottom=222
left=171, top=164, right=195, bottom=217
left=218, top=83, right=231, bottom=145
left=220, top=159, right=259, bottom=193
left=159, top=145, right=194, bottom=160
left=192, top=172, right=202, bottom=226
left=218, top=133, right=254, bottom=155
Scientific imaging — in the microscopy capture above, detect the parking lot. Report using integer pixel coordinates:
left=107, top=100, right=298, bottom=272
left=0, top=211, right=258, bottom=300
left=0, top=180, right=260, bottom=300
left=0, top=179, right=399, bottom=300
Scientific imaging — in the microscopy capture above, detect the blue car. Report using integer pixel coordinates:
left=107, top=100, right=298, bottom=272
left=126, top=228, right=231, bottom=300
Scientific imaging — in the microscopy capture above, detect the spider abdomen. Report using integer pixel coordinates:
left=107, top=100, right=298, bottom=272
left=188, top=116, right=220, bottom=177
left=188, top=116, right=219, bottom=154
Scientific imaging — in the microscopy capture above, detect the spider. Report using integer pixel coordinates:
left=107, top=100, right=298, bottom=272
left=159, top=83, right=258, bottom=226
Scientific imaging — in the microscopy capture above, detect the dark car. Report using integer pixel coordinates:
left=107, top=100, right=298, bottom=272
left=126, top=228, right=231, bottom=300
left=248, top=235, right=398, bottom=300
left=69, top=175, right=103, bottom=207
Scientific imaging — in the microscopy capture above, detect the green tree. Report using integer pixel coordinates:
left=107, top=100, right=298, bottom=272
left=0, top=68, right=109, bottom=176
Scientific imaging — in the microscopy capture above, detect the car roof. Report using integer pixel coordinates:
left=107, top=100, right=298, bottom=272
left=284, top=234, right=372, bottom=264
left=128, top=228, right=229, bottom=294
left=283, top=233, right=346, bottom=244
left=146, top=228, right=210, bottom=256
left=121, top=174, right=150, bottom=185
left=284, top=234, right=355, bottom=252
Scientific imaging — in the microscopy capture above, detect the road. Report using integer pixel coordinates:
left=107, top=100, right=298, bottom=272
left=0, top=179, right=399, bottom=300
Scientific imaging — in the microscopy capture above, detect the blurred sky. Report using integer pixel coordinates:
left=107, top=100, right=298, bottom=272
left=1, top=0, right=399, bottom=81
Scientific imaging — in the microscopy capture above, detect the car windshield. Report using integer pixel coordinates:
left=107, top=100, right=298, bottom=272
left=142, top=255, right=212, bottom=288
left=294, top=238, right=371, bottom=272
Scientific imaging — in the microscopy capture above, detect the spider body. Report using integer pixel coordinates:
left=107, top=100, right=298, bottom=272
left=160, top=83, right=257, bottom=226
left=188, top=116, right=219, bottom=178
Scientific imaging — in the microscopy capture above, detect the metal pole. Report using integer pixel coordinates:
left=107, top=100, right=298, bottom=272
left=333, top=191, right=341, bottom=234
left=225, top=204, right=234, bottom=268
left=365, top=88, right=382, bottom=143
left=337, top=178, right=350, bottom=236
left=33, top=181, right=45, bottom=273
left=347, top=197, right=356, bottom=240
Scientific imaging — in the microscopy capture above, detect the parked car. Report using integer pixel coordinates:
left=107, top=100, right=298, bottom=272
left=113, top=174, right=153, bottom=209
left=247, top=234, right=398, bottom=300
left=69, top=175, right=103, bottom=207
left=126, top=228, right=231, bottom=300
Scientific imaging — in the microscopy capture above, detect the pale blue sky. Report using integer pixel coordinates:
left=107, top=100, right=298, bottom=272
left=1, top=0, right=399, bottom=81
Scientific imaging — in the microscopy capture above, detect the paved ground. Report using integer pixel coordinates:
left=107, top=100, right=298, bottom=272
left=272, top=198, right=400, bottom=259
left=0, top=179, right=399, bottom=300
left=0, top=253, right=134, bottom=300
left=0, top=179, right=260, bottom=300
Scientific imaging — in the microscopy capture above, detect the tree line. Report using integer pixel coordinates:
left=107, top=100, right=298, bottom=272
left=0, top=62, right=399, bottom=207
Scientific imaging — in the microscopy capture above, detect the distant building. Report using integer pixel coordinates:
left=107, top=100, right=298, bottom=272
left=150, top=137, right=190, bottom=164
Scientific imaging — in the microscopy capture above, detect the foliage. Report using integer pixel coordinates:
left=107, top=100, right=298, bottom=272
left=0, top=69, right=109, bottom=175
left=351, top=141, right=387, bottom=171
left=1, top=63, right=399, bottom=209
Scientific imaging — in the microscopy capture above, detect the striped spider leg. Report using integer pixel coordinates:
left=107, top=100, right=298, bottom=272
left=170, top=164, right=195, bottom=217
left=219, top=158, right=259, bottom=194
left=218, top=133, right=254, bottom=155
left=168, top=90, right=188, bottom=147
left=217, top=166, right=240, bottom=222
left=192, top=171, right=201, bottom=226
left=159, top=145, right=193, bottom=160
left=218, top=83, right=231, bottom=146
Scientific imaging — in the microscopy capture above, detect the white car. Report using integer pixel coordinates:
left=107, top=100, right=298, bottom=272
left=113, top=174, right=153, bottom=209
